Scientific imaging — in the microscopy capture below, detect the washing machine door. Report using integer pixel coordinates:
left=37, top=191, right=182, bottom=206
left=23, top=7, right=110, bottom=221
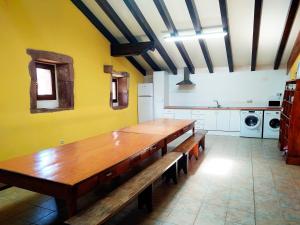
left=244, top=114, right=260, bottom=129
left=269, top=118, right=280, bottom=130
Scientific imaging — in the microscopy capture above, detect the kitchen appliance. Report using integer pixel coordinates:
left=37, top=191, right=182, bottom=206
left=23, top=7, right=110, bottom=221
left=263, top=111, right=280, bottom=139
left=240, top=110, right=263, bottom=138
left=138, top=83, right=154, bottom=123
left=268, top=100, right=280, bottom=107
left=176, top=67, right=195, bottom=86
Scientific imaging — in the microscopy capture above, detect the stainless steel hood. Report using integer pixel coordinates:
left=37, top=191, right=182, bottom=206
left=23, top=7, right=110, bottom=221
left=176, top=67, right=195, bottom=86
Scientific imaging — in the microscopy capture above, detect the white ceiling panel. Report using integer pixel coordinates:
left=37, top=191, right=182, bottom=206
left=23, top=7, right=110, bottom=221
left=206, top=38, right=228, bottom=68
left=107, top=0, right=146, bottom=40
left=227, top=0, right=254, bottom=68
left=133, top=55, right=152, bottom=71
left=81, top=0, right=126, bottom=43
left=257, top=0, right=291, bottom=67
left=195, top=0, right=222, bottom=28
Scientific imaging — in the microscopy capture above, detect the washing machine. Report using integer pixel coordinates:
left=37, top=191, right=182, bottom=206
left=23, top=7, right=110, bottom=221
left=263, top=111, right=280, bottom=139
left=240, top=110, right=263, bottom=138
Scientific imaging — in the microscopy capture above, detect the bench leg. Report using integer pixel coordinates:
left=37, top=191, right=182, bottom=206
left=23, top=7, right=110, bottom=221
left=138, top=184, right=153, bottom=212
left=178, top=154, right=188, bottom=175
left=200, top=137, right=205, bottom=151
left=166, top=163, right=178, bottom=184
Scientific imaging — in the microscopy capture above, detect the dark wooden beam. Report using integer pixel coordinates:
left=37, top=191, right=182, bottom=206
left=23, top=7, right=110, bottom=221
left=251, top=0, right=263, bottom=71
left=274, top=0, right=300, bottom=70
left=218, top=0, right=234, bottom=72
left=70, top=0, right=146, bottom=75
left=154, top=0, right=195, bottom=74
left=96, top=0, right=161, bottom=71
left=111, top=42, right=155, bottom=56
left=124, top=0, right=177, bottom=74
left=287, top=31, right=300, bottom=72
left=185, top=0, right=213, bottom=73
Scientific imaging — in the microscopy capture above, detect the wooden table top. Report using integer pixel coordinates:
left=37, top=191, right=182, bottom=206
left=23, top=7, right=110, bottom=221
left=119, top=119, right=195, bottom=135
left=0, top=131, right=165, bottom=186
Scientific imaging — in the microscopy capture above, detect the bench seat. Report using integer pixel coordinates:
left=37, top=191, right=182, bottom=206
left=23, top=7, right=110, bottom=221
left=174, top=130, right=207, bottom=174
left=65, top=152, right=182, bottom=225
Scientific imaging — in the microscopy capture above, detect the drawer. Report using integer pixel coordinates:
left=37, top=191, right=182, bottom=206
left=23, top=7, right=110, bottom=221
left=164, top=109, right=175, bottom=114
left=166, top=130, right=182, bottom=143
left=191, top=114, right=203, bottom=120
left=98, top=160, right=130, bottom=182
left=191, top=110, right=205, bottom=115
left=182, top=123, right=194, bottom=133
left=163, top=113, right=174, bottom=119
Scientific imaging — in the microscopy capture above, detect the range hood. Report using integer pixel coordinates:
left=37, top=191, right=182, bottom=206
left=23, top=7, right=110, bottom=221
left=176, top=67, right=195, bottom=86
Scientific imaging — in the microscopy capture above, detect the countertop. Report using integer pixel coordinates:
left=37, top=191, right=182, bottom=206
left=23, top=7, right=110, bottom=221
left=164, top=106, right=282, bottom=111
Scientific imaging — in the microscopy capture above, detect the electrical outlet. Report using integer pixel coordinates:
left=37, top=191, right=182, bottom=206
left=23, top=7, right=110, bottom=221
left=60, top=139, right=64, bottom=145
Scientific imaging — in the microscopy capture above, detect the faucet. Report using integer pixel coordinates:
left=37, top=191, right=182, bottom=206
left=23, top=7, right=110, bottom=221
left=213, top=100, right=221, bottom=108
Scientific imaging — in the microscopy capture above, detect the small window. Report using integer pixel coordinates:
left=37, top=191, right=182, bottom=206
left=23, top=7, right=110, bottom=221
left=36, top=63, right=56, bottom=100
left=27, top=49, right=74, bottom=113
left=104, top=65, right=129, bottom=110
left=111, top=78, right=118, bottom=103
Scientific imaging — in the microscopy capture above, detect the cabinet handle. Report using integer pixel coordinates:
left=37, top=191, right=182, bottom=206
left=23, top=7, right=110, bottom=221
left=106, top=172, right=112, bottom=177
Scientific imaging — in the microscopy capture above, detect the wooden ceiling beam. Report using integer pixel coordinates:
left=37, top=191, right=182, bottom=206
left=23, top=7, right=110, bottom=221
left=218, top=0, right=234, bottom=72
left=274, top=0, right=300, bottom=70
left=111, top=42, right=155, bottom=57
left=96, top=0, right=161, bottom=71
left=287, top=31, right=300, bottom=72
left=185, top=0, right=214, bottom=73
left=70, top=0, right=146, bottom=75
left=154, top=0, right=195, bottom=74
left=124, top=0, right=177, bottom=74
left=251, top=0, right=263, bottom=71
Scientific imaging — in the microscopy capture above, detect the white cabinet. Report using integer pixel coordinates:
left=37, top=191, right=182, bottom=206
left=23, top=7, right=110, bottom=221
left=203, top=110, right=217, bottom=130
left=174, top=110, right=191, bottom=119
left=163, top=109, right=175, bottom=119
left=216, top=111, right=230, bottom=131
left=229, top=110, right=241, bottom=131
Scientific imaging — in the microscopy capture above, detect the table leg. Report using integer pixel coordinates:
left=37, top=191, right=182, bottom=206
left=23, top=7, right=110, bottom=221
left=55, top=191, right=77, bottom=219
left=162, top=140, right=167, bottom=156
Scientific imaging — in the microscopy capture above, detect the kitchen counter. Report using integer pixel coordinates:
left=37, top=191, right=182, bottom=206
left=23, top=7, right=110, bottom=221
left=164, top=106, right=282, bottom=111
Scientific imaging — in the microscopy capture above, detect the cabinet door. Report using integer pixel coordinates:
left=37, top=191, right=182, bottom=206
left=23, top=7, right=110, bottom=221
left=229, top=110, right=241, bottom=131
left=163, top=113, right=174, bottom=119
left=203, top=110, right=217, bottom=130
left=216, top=111, right=230, bottom=131
left=174, top=110, right=192, bottom=119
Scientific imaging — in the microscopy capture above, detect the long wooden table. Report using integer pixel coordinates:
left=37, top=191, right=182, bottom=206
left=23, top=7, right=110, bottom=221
left=0, top=119, right=195, bottom=217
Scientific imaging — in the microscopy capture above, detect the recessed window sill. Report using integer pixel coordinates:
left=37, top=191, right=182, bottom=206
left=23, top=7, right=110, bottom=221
left=31, top=107, right=74, bottom=114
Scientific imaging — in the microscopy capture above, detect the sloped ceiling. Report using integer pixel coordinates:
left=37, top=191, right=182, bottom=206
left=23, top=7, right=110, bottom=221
left=79, top=0, right=300, bottom=74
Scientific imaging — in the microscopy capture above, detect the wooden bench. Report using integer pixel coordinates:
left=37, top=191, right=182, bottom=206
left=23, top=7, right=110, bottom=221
left=65, top=152, right=182, bottom=225
left=174, top=130, right=207, bottom=174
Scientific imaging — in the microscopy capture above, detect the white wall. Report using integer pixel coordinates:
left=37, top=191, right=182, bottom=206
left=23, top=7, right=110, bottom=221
left=168, top=68, right=288, bottom=107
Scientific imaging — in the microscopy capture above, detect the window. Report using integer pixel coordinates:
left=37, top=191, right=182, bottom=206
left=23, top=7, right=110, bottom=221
left=111, top=78, right=118, bottom=103
left=104, top=65, right=129, bottom=110
left=27, top=49, right=74, bottom=113
left=36, top=63, right=56, bottom=100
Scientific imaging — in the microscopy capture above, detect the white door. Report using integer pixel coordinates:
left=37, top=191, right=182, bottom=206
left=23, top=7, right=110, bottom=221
left=138, top=97, right=153, bottom=123
left=138, top=83, right=153, bottom=96
left=216, top=111, right=230, bottom=131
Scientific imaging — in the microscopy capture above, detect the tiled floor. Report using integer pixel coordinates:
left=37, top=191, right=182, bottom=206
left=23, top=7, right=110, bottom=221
left=1, top=135, right=300, bottom=225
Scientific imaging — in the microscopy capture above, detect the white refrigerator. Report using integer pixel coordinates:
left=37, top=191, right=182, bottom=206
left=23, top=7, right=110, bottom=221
left=138, top=83, right=154, bottom=123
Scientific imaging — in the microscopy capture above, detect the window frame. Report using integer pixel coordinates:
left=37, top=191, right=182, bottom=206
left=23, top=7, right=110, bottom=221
left=112, top=78, right=118, bottom=103
left=35, top=62, right=57, bottom=101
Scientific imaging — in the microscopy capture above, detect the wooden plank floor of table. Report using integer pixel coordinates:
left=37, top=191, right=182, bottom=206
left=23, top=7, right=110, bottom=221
left=0, top=119, right=195, bottom=217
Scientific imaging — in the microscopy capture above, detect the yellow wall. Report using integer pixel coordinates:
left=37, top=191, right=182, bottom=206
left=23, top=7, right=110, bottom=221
left=0, top=0, right=143, bottom=161
left=289, top=54, right=300, bottom=80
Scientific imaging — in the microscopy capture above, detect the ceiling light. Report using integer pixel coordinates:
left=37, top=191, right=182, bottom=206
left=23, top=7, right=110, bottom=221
left=162, top=27, right=227, bottom=42
left=164, top=31, right=227, bottom=42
